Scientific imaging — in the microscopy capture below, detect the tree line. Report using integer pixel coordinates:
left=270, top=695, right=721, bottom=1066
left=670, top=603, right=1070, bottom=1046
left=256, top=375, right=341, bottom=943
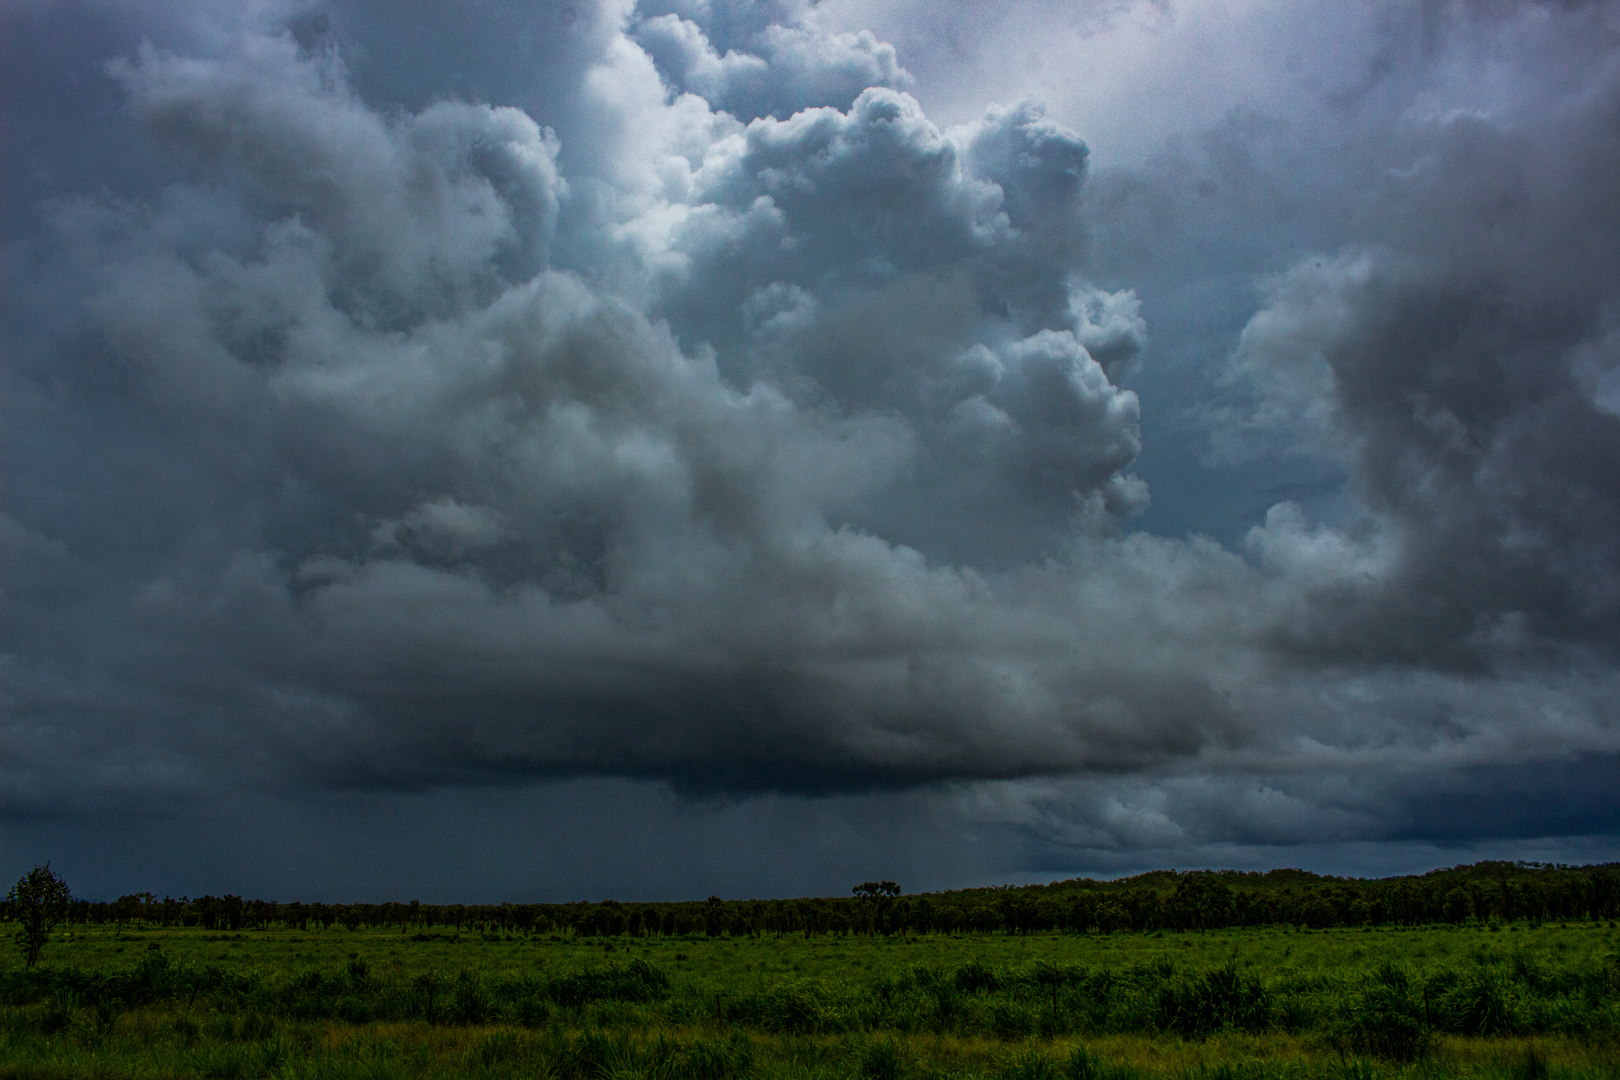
left=10, top=861, right=1616, bottom=940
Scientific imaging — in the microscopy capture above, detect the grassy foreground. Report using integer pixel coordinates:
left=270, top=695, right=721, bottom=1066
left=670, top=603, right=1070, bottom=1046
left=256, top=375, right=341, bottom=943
left=2, top=922, right=1617, bottom=1079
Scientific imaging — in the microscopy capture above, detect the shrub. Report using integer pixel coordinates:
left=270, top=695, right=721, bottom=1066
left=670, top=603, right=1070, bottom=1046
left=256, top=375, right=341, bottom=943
left=681, top=1032, right=757, bottom=1080
left=1064, top=1047, right=1139, bottom=1080
left=513, top=990, right=551, bottom=1027
left=1433, top=970, right=1516, bottom=1036
left=761, top=985, right=828, bottom=1033
left=1337, top=964, right=1428, bottom=1061
left=37, top=988, right=79, bottom=1035
left=928, top=983, right=964, bottom=1031
left=999, top=1048, right=1060, bottom=1080
left=475, top=1031, right=523, bottom=1067
left=547, top=959, right=671, bottom=1007
left=860, top=1038, right=905, bottom=1080
left=1152, top=964, right=1270, bottom=1036
left=990, top=998, right=1037, bottom=1037
left=450, top=969, right=493, bottom=1025
left=1512, top=1048, right=1550, bottom=1080
left=191, top=1044, right=252, bottom=1080
left=955, top=960, right=1001, bottom=993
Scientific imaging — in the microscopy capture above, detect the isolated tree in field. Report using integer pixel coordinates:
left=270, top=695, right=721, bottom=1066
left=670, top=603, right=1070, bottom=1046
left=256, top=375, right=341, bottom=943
left=7, top=864, right=73, bottom=967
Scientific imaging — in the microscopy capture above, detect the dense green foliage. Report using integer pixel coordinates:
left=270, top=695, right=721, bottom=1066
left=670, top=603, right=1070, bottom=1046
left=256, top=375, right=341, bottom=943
left=2, top=919, right=1618, bottom=1078
left=4, top=862, right=1619, bottom=1077
left=21, top=862, right=1618, bottom=940
left=6, top=866, right=73, bottom=968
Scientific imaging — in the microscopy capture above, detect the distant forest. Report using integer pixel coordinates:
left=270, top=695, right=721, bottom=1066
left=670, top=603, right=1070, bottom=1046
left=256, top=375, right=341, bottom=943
left=25, top=862, right=1620, bottom=938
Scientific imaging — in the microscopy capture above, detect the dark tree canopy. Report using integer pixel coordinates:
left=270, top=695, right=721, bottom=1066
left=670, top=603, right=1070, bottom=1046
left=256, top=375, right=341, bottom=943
left=7, top=864, right=73, bottom=967
left=852, top=881, right=900, bottom=899
left=4, top=862, right=1616, bottom=942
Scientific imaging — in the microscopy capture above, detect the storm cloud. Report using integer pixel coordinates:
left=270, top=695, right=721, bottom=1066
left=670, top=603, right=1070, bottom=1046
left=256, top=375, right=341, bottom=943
left=4, top=0, right=1619, bottom=896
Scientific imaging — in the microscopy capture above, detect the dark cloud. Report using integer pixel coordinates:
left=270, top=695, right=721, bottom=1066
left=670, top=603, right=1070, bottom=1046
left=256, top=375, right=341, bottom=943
left=0, top=781, right=993, bottom=902
left=1216, top=7, right=1620, bottom=668
left=3, top=0, right=1620, bottom=893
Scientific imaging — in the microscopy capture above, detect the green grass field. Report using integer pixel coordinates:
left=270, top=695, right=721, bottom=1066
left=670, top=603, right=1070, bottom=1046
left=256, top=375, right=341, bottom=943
left=3, top=922, right=1618, bottom=1079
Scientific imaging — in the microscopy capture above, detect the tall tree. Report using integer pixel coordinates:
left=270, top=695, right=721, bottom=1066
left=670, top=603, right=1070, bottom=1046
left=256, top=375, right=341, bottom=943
left=7, top=864, right=73, bottom=967
left=852, top=881, right=900, bottom=936
left=704, top=895, right=726, bottom=937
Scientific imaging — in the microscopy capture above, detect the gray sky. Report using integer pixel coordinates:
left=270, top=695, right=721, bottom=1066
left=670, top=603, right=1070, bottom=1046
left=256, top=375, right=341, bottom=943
left=4, top=0, right=1620, bottom=902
